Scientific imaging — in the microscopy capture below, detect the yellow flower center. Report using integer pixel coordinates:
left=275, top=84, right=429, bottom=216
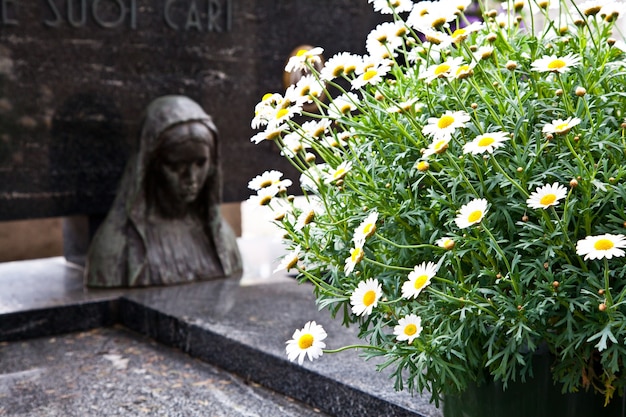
left=332, top=65, right=345, bottom=77
left=456, top=65, right=471, bottom=76
left=434, top=63, right=451, bottom=76
left=539, top=194, right=557, bottom=206
left=478, top=136, right=495, bottom=147
left=304, top=211, right=315, bottom=225
left=431, top=17, right=446, bottom=28
left=351, top=247, right=363, bottom=263
left=313, top=127, right=325, bottom=138
left=438, top=115, right=455, bottom=128
left=391, top=0, right=400, bottom=6
left=298, top=333, right=314, bottom=349
left=276, top=108, right=289, bottom=119
left=259, top=179, right=274, bottom=188
left=548, top=59, right=566, bottom=70
left=452, top=28, right=466, bottom=39
left=594, top=239, right=615, bottom=251
left=363, top=223, right=375, bottom=236
left=333, top=168, right=346, bottom=179
left=363, top=289, right=377, bottom=307
left=555, top=123, right=569, bottom=132
left=345, top=65, right=357, bottom=75
left=266, top=130, right=281, bottom=140
left=468, top=210, right=483, bottom=223
left=404, top=324, right=418, bottom=336
left=259, top=195, right=272, bottom=206
left=262, top=93, right=274, bottom=102
left=414, top=274, right=429, bottom=290
left=340, top=104, right=352, bottom=114
left=417, top=161, right=429, bottom=171
left=434, top=140, right=448, bottom=153
left=296, top=49, right=309, bottom=57
left=363, top=69, right=378, bottom=81
left=286, top=256, right=299, bottom=270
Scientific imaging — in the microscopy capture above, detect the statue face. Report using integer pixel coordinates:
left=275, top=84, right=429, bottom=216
left=156, top=123, right=213, bottom=205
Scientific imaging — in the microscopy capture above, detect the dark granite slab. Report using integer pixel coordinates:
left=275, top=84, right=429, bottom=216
left=0, top=327, right=329, bottom=417
left=0, top=238, right=442, bottom=417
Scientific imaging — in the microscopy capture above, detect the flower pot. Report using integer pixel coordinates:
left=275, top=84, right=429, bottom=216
left=443, top=352, right=625, bottom=417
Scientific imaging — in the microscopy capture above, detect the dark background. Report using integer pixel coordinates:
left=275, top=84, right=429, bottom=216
left=0, top=0, right=384, bottom=220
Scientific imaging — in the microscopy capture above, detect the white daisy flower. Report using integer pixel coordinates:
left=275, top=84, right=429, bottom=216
left=419, top=57, right=464, bottom=83
left=576, top=234, right=626, bottom=260
left=455, top=198, right=488, bottom=229
left=436, top=237, right=455, bottom=250
left=328, top=92, right=360, bottom=119
left=463, top=131, right=510, bottom=155
left=326, top=161, right=353, bottom=183
left=449, top=0, right=472, bottom=13
left=579, top=0, right=609, bottom=16
left=247, top=187, right=279, bottom=207
left=473, top=45, right=494, bottom=61
left=422, top=110, right=470, bottom=140
left=248, top=170, right=293, bottom=191
left=401, top=261, right=438, bottom=299
left=366, top=22, right=407, bottom=59
left=542, top=117, right=581, bottom=135
left=344, top=246, right=365, bottom=275
left=531, top=54, right=581, bottom=74
left=267, top=104, right=302, bottom=129
left=526, top=183, right=568, bottom=209
left=274, top=245, right=302, bottom=273
left=351, top=61, right=391, bottom=89
left=370, top=0, right=414, bottom=14
left=422, top=137, right=451, bottom=157
left=353, top=210, right=379, bottom=246
left=285, top=321, right=327, bottom=365
left=320, top=52, right=362, bottom=81
left=450, top=21, right=484, bottom=43
left=295, top=207, right=317, bottom=231
left=301, top=119, right=332, bottom=140
left=285, top=47, right=324, bottom=72
left=251, top=93, right=283, bottom=129
left=280, top=132, right=309, bottom=158
left=407, top=2, right=457, bottom=32
left=250, top=124, right=289, bottom=144
left=285, top=75, right=325, bottom=105
left=394, top=314, right=423, bottom=344
left=350, top=278, right=383, bottom=316
left=453, top=62, right=476, bottom=80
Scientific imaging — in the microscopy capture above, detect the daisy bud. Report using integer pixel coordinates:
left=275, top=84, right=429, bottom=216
left=544, top=262, right=549, bottom=270
left=287, top=195, right=295, bottom=202
left=416, top=161, right=430, bottom=172
left=487, top=10, right=497, bottom=18
left=517, top=305, right=523, bottom=311
left=274, top=212, right=286, bottom=221
left=555, top=89, right=563, bottom=96
left=552, top=281, right=560, bottom=289
left=608, top=38, right=617, bottom=46
left=516, top=167, right=523, bottom=172
left=305, top=152, right=316, bottom=163
left=620, top=122, right=626, bottom=129
left=538, top=1, right=549, bottom=9
left=610, top=177, right=616, bottom=183
left=505, top=60, right=518, bottom=71
left=570, top=178, right=578, bottom=187
left=584, top=5, right=601, bottom=16
left=486, top=33, right=497, bottom=43
left=599, top=303, right=607, bottom=312
left=575, top=87, right=586, bottom=97
left=574, top=136, right=580, bottom=142
left=496, top=273, right=502, bottom=279
left=471, top=103, right=478, bottom=109
left=522, top=214, right=529, bottom=222
left=385, top=183, right=391, bottom=188
left=493, top=81, right=499, bottom=88
left=545, top=133, right=554, bottom=141
left=375, top=91, right=384, bottom=101
left=470, top=45, right=478, bottom=52
left=574, top=19, right=585, bottom=27
left=623, top=221, right=626, bottom=228
left=599, top=289, right=605, bottom=295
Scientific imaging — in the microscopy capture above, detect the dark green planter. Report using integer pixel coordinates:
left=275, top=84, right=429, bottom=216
left=443, top=353, right=625, bottom=417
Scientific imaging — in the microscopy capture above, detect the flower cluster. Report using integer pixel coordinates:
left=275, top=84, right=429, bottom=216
left=250, top=0, right=626, bottom=406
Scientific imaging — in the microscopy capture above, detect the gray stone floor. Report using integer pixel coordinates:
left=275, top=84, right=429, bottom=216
left=0, top=326, right=328, bottom=417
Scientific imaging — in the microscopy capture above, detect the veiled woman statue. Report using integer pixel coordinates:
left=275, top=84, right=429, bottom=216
left=85, top=95, right=242, bottom=287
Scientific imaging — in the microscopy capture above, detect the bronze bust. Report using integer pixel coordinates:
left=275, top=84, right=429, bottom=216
left=85, top=95, right=242, bottom=287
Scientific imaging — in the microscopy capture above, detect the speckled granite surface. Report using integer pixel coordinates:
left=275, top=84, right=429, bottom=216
left=0, top=327, right=328, bottom=417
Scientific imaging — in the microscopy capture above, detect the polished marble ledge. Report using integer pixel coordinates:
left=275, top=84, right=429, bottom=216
left=0, top=237, right=441, bottom=417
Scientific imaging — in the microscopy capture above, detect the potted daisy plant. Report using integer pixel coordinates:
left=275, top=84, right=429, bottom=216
left=248, top=0, right=626, bottom=415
